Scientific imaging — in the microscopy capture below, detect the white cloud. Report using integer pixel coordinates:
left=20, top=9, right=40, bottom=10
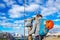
left=57, top=11, right=60, bottom=17
left=35, top=0, right=44, bottom=4
left=13, top=27, right=20, bottom=29
left=0, top=3, right=6, bottom=8
left=40, top=0, right=60, bottom=16
left=32, top=0, right=60, bottom=17
left=31, top=15, right=36, bottom=17
left=3, top=0, right=60, bottom=18
left=53, top=19, right=60, bottom=21
left=11, top=5, right=24, bottom=11
left=9, top=5, right=24, bottom=18
left=17, top=0, right=24, bottom=4
left=9, top=3, right=40, bottom=18
left=41, top=7, right=57, bottom=16
left=0, top=18, right=26, bottom=34
left=46, top=0, right=54, bottom=7
left=2, top=22, right=24, bottom=34
left=53, top=25, right=60, bottom=28
left=9, top=12, right=24, bottom=18
left=57, top=15, right=60, bottom=17
left=54, top=0, right=60, bottom=10
left=0, top=15, right=24, bottom=28
left=0, top=21, right=25, bottom=34
left=25, top=3, right=40, bottom=12
left=14, top=20, right=24, bottom=25
left=0, top=22, right=13, bottom=27
left=3, top=0, right=9, bottom=2
left=2, top=0, right=60, bottom=26
left=3, top=0, right=16, bottom=6
left=12, top=3, right=39, bottom=12
left=0, top=20, right=24, bottom=28
left=0, top=16, right=7, bottom=20
left=0, top=12, right=6, bottom=15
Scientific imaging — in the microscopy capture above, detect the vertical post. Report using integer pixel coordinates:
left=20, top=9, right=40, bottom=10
left=24, top=0, right=26, bottom=40
left=24, top=22, right=25, bottom=40
left=24, top=0, right=33, bottom=40
left=28, top=27, right=32, bottom=40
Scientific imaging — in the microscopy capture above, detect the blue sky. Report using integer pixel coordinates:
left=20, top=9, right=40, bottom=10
left=0, top=0, right=60, bottom=35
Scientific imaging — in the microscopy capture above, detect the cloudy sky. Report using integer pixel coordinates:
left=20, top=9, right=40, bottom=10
left=0, top=0, right=60, bottom=35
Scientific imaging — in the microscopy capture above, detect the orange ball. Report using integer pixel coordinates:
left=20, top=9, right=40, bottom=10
left=45, top=20, right=54, bottom=30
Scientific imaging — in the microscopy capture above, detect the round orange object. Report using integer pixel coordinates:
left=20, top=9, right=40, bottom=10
left=45, top=20, right=54, bottom=30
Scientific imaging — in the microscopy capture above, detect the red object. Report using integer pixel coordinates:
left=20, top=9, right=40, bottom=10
left=45, top=20, right=54, bottom=30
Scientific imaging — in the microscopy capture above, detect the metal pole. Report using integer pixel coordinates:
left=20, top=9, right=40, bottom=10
left=28, top=27, right=32, bottom=40
left=24, top=0, right=33, bottom=40
left=24, top=0, right=26, bottom=40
